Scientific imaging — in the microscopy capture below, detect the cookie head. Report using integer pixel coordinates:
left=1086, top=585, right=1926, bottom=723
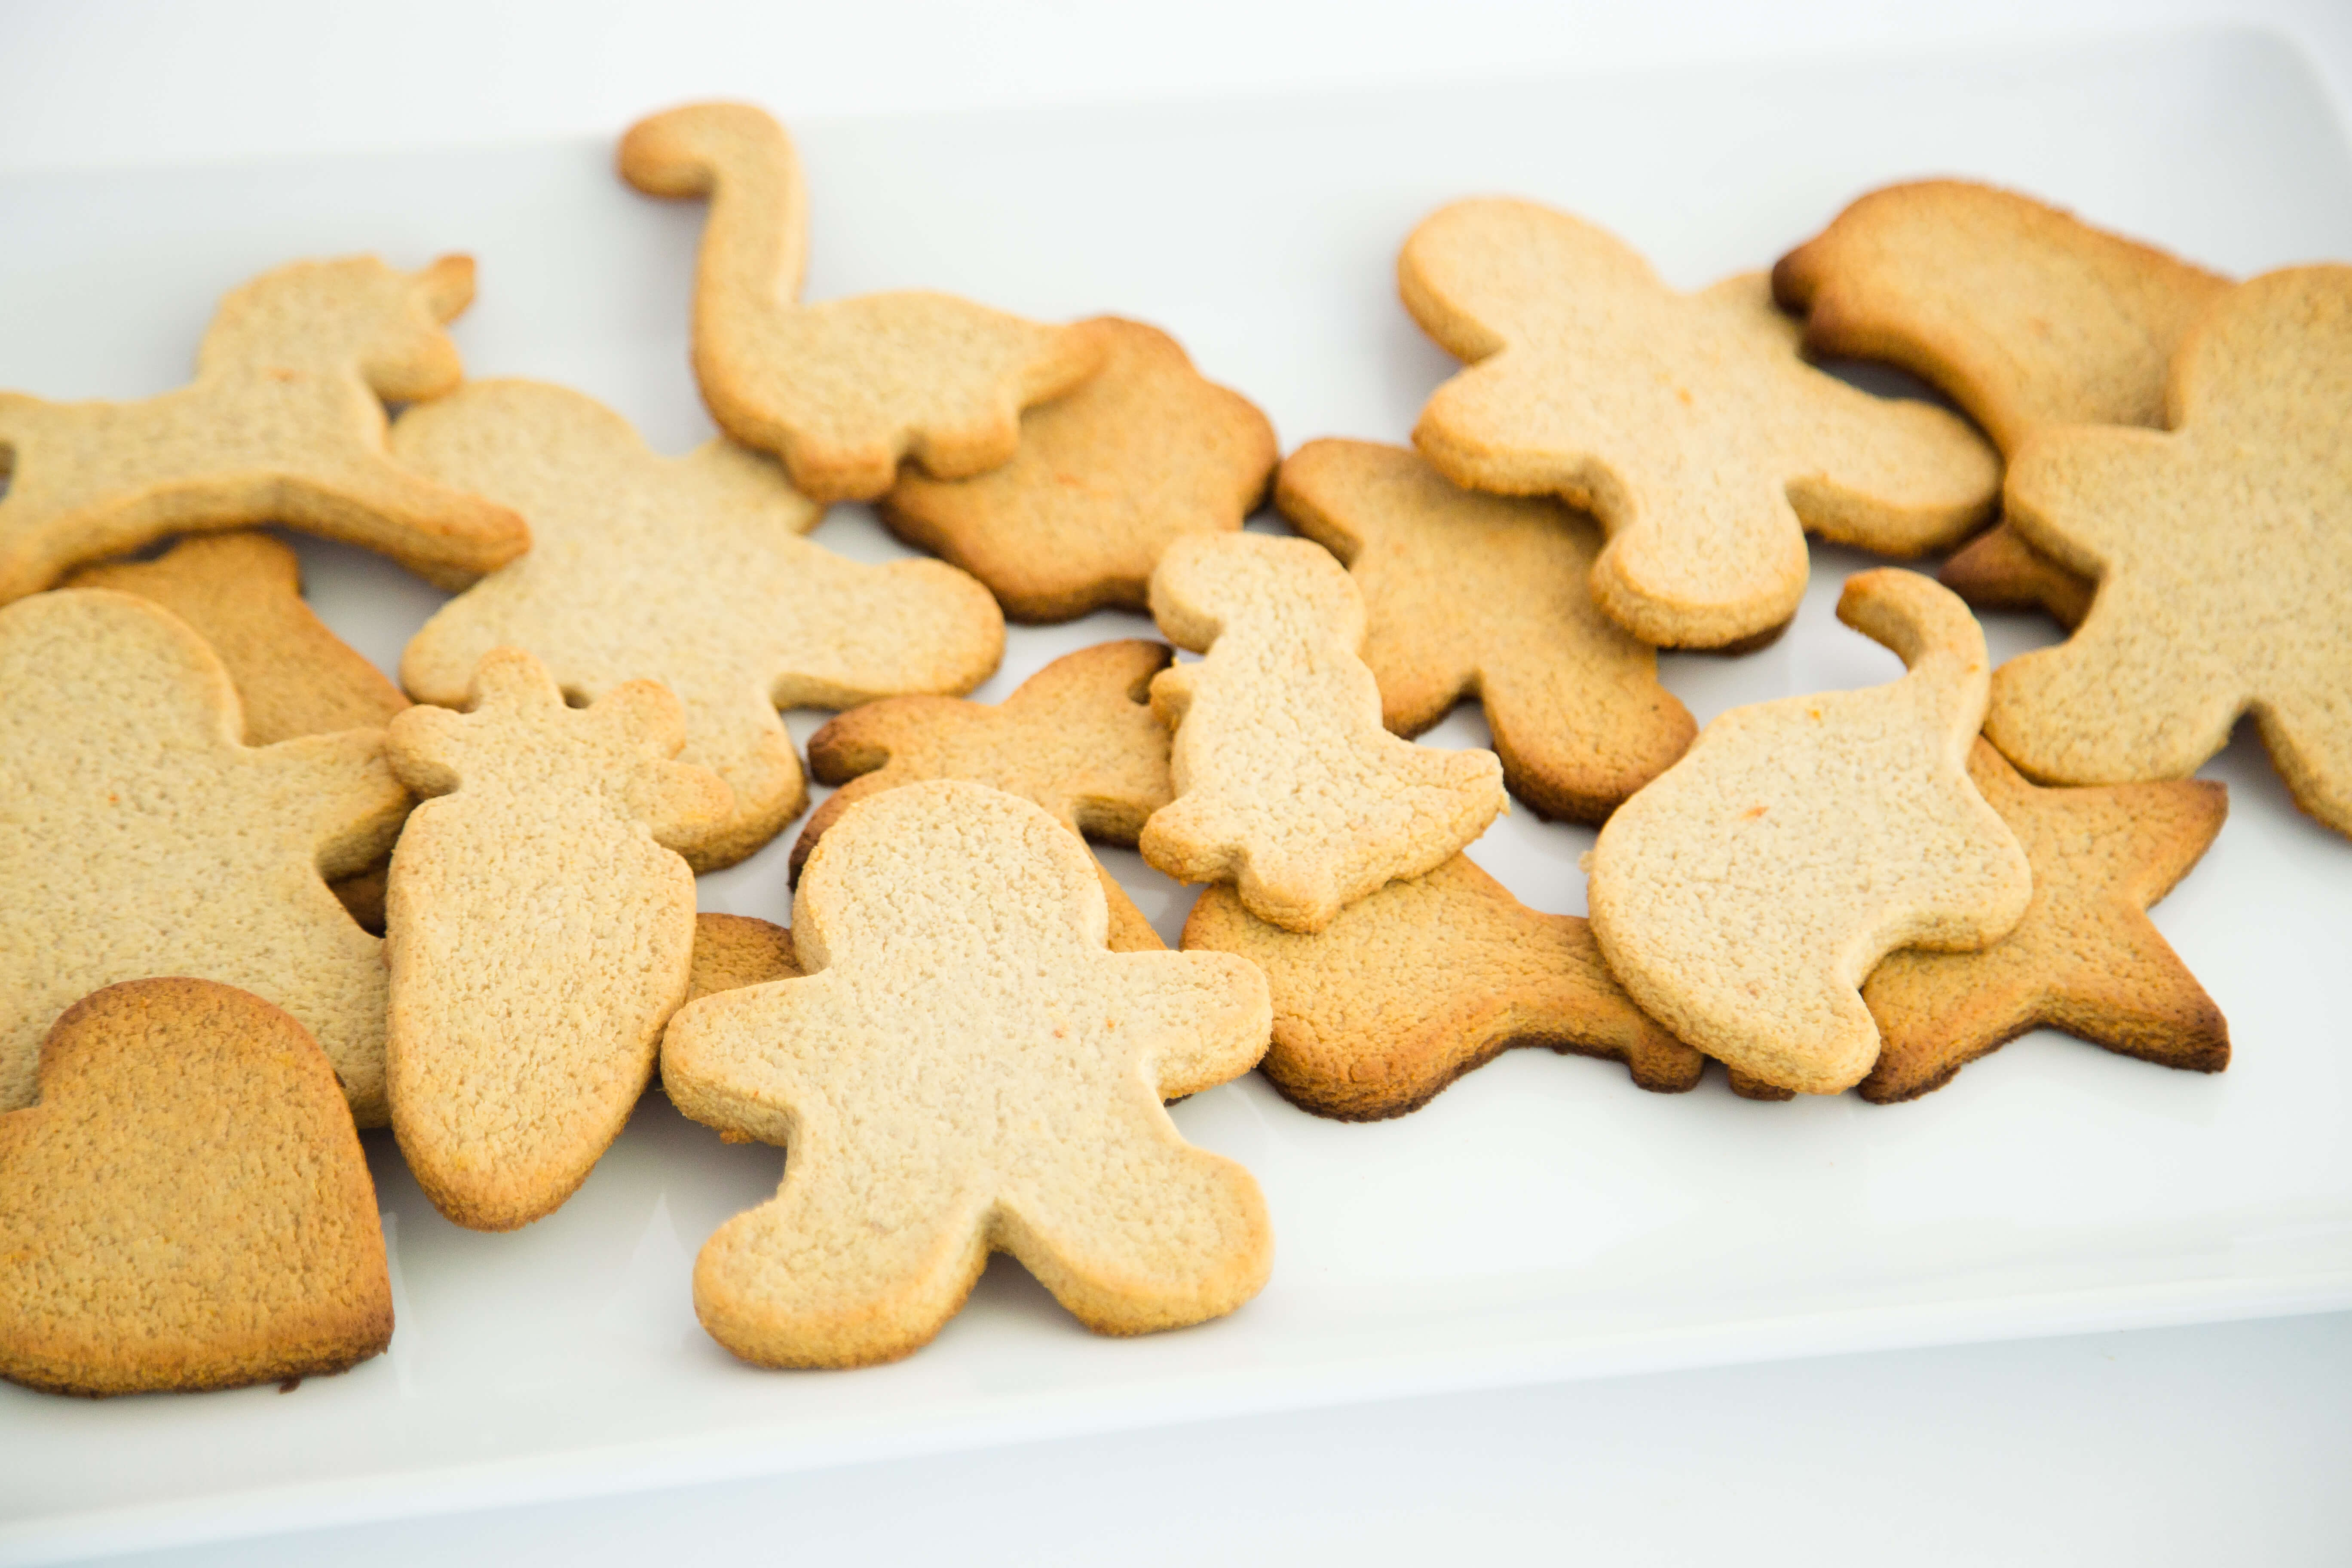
left=212, top=254, right=475, bottom=404
left=1148, top=531, right=1362, bottom=653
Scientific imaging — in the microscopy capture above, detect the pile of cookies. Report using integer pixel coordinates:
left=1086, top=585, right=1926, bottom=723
left=0, top=100, right=2339, bottom=1394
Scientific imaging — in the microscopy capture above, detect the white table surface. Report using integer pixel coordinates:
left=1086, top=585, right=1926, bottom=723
left=3, top=3, right=2349, bottom=1564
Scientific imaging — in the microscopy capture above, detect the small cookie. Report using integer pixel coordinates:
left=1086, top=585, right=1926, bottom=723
left=1588, top=570, right=2032, bottom=1095
left=796, top=640, right=1175, bottom=952
left=687, top=913, right=802, bottom=1004
left=880, top=319, right=1278, bottom=621
left=0, top=254, right=526, bottom=603
left=1984, top=267, right=2352, bottom=838
left=0, top=589, right=407, bottom=1122
left=662, top=780, right=1273, bottom=1369
left=1182, top=855, right=1702, bottom=1120
left=1275, top=439, right=1694, bottom=821
left=1400, top=199, right=1998, bottom=648
left=1937, top=524, right=2093, bottom=632
left=1861, top=741, right=2228, bottom=1103
left=619, top=102, right=1106, bottom=503
left=0, top=979, right=392, bottom=1396
left=394, top=378, right=1004, bottom=870
left=385, top=649, right=731, bottom=1231
left=1140, top=532, right=1507, bottom=933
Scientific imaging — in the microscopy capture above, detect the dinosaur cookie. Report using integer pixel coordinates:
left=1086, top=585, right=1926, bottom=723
left=662, top=780, right=1273, bottom=1369
left=385, top=650, right=730, bottom=1231
left=1984, top=267, right=2352, bottom=838
left=619, top=101, right=1105, bottom=503
left=1587, top=570, right=2032, bottom=1095
left=1861, top=741, right=2229, bottom=1102
left=1139, top=532, right=1506, bottom=933
left=0, top=254, right=526, bottom=603
left=0, top=590, right=406, bottom=1122
left=1182, top=855, right=1702, bottom=1119
left=881, top=319, right=1279, bottom=621
left=1275, top=439, right=1694, bottom=821
left=1400, top=199, right=1999, bottom=648
left=394, top=378, right=1004, bottom=870
left=0, top=980, right=392, bottom=1396
left=795, top=640, right=1176, bottom=952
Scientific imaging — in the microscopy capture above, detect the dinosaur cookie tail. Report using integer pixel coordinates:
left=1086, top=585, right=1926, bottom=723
left=1836, top=567, right=1992, bottom=745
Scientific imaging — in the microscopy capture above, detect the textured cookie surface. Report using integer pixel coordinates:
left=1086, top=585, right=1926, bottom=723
left=1984, top=267, right=2352, bottom=838
left=1140, top=532, right=1506, bottom=933
left=1588, top=570, right=2031, bottom=1094
left=0, top=590, right=407, bottom=1121
left=394, top=378, right=1004, bottom=870
left=0, top=254, right=525, bottom=603
left=662, top=780, right=1273, bottom=1369
left=1861, top=741, right=2228, bottom=1102
left=797, top=640, right=1175, bottom=951
left=882, top=319, right=1278, bottom=621
left=1938, top=524, right=2094, bottom=632
left=1400, top=199, right=1998, bottom=648
left=687, top=914, right=803, bottom=1003
left=1182, top=855, right=1701, bottom=1120
left=386, top=650, right=730, bottom=1231
left=1276, top=439, right=1693, bottom=821
left=619, top=101, right=1104, bottom=503
left=0, top=979, right=392, bottom=1396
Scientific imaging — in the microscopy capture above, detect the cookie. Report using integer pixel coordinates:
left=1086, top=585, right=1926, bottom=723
left=1139, top=531, right=1507, bottom=933
left=0, top=589, right=407, bottom=1122
left=662, top=780, right=1273, bottom=1369
left=1275, top=439, right=1694, bottom=822
left=1984, top=267, right=2352, bottom=838
left=796, top=640, right=1176, bottom=952
left=384, top=649, right=731, bottom=1231
left=0, top=979, right=392, bottom=1396
left=1400, top=199, right=1999, bottom=648
left=686, top=913, right=802, bottom=1004
left=0, top=254, right=527, bottom=603
left=1587, top=570, right=2032, bottom=1095
left=65, top=530, right=409, bottom=932
left=1182, top=855, right=1702, bottom=1119
left=1937, top=523, right=2093, bottom=632
left=393, top=378, right=1004, bottom=870
left=880, top=319, right=1279, bottom=621
left=1860, top=741, right=2228, bottom=1103
left=619, top=102, right=1106, bottom=503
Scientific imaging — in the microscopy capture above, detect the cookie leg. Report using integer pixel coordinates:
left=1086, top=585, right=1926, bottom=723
left=2255, top=694, right=2352, bottom=839
left=281, top=460, right=528, bottom=589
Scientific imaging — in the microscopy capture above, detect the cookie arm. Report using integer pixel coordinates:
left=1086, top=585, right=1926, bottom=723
left=248, top=729, right=412, bottom=880
left=1105, top=950, right=1271, bottom=1101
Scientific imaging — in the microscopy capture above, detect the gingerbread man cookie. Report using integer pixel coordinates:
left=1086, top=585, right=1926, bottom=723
left=1276, top=438, right=1694, bottom=822
left=394, top=378, right=1004, bottom=870
left=1588, top=570, right=2031, bottom=1095
left=1140, top=532, right=1507, bottom=934
left=0, top=254, right=525, bottom=603
left=662, top=780, right=1273, bottom=1369
left=619, top=102, right=1105, bottom=503
left=1400, top=199, right=1998, bottom=648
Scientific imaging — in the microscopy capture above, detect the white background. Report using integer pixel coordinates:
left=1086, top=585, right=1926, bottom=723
left=3, top=3, right=2350, bottom=1564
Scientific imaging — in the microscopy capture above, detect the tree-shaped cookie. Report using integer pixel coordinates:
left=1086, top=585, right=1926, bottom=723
left=1139, top=532, right=1506, bottom=934
left=394, top=379, right=1004, bottom=870
left=1400, top=199, right=2000, bottom=648
left=0, top=254, right=526, bottom=603
left=1183, top=856, right=1701, bottom=1120
left=619, top=101, right=1106, bottom=503
left=1276, top=439, right=1694, bottom=822
left=662, top=780, right=1273, bottom=1369
left=385, top=649, right=731, bottom=1231
left=1588, top=570, right=2031, bottom=1095
left=1861, top=741, right=2228, bottom=1103
left=0, top=979, right=392, bottom=1396
left=881, top=319, right=1279, bottom=621
left=0, top=590, right=406, bottom=1121
left=1984, top=267, right=2352, bottom=838
left=794, top=640, right=1176, bottom=952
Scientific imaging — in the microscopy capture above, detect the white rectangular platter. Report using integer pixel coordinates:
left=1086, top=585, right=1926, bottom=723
left=2, top=24, right=2350, bottom=1563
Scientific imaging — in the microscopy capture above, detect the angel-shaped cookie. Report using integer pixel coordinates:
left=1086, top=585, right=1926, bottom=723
left=1587, top=570, right=2031, bottom=1095
left=0, top=254, right=526, bottom=603
left=662, top=780, right=1273, bottom=1369
left=620, top=101, right=1104, bottom=503
left=394, top=379, right=1004, bottom=870
left=1400, top=199, right=2000, bottom=648
left=1139, top=532, right=1506, bottom=934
